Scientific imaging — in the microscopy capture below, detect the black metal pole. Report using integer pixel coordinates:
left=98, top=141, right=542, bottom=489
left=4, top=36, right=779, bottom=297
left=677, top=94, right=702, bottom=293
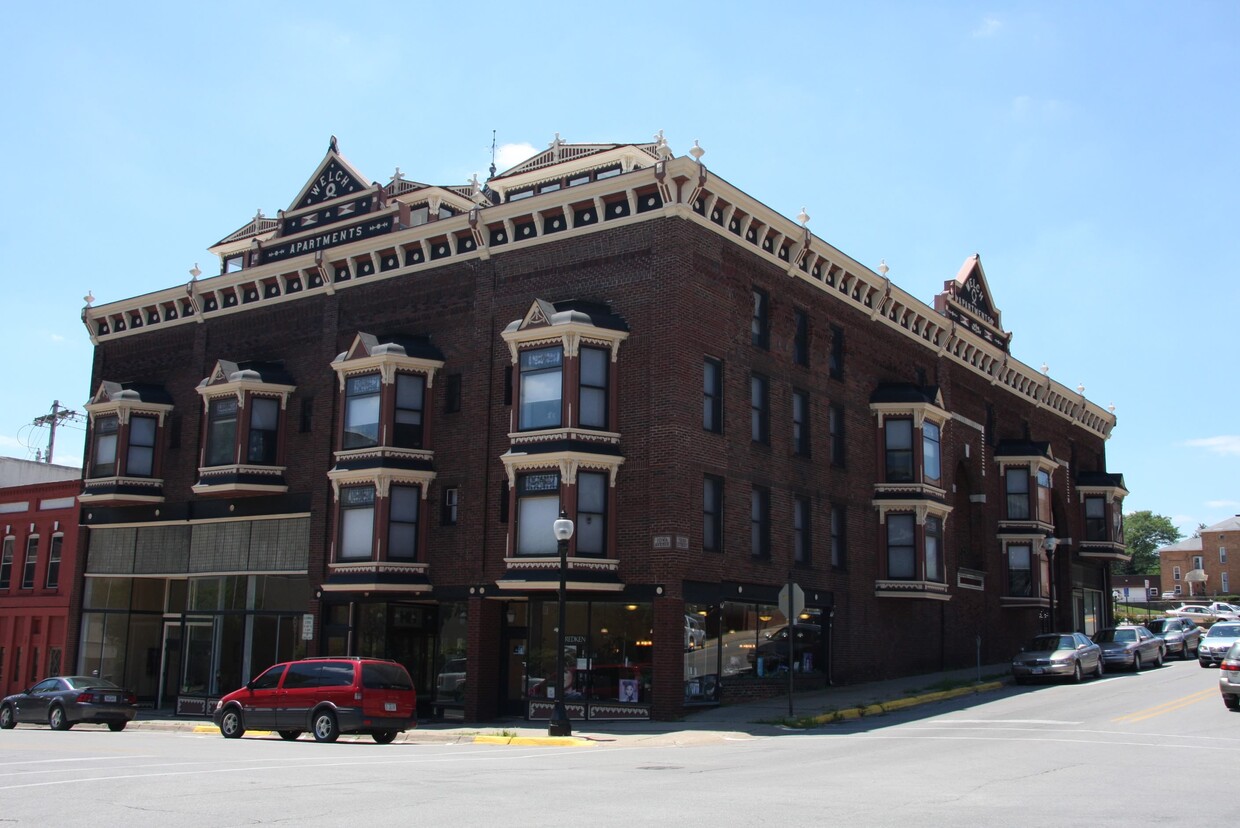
left=549, top=522, right=572, bottom=737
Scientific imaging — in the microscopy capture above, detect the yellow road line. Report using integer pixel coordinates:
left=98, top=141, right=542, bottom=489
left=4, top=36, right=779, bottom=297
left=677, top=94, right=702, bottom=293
left=1112, top=688, right=1216, bottom=723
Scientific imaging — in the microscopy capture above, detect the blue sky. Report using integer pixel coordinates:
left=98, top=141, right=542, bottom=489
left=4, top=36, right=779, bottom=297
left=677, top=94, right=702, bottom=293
left=1, top=2, right=1235, bottom=536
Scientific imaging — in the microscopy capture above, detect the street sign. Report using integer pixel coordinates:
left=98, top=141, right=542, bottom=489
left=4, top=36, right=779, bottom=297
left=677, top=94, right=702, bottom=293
left=779, top=582, right=805, bottom=620
left=301, top=613, right=315, bottom=641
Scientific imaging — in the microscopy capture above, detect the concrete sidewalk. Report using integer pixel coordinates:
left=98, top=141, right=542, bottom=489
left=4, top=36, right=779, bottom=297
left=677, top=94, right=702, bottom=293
left=122, top=662, right=1012, bottom=748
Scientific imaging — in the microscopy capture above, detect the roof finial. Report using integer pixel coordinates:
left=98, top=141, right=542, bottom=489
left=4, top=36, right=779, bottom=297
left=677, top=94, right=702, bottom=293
left=549, top=132, right=563, bottom=160
left=1041, top=363, right=1049, bottom=374
left=469, top=173, right=481, bottom=193
left=254, top=208, right=265, bottom=223
left=189, top=263, right=201, bottom=280
left=878, top=258, right=889, bottom=277
left=689, top=139, right=705, bottom=163
left=488, top=129, right=497, bottom=179
left=1077, top=383, right=1086, bottom=395
left=654, top=129, right=672, bottom=160
left=797, top=207, right=810, bottom=226
left=328, top=135, right=339, bottom=153
left=83, top=291, right=95, bottom=307
left=391, top=166, right=404, bottom=183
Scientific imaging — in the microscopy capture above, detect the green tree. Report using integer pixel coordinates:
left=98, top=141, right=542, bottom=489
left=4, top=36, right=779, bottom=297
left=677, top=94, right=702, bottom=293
left=1120, top=511, right=1181, bottom=575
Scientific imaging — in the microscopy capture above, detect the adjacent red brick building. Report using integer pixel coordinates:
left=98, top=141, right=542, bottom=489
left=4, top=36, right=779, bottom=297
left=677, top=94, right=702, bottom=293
left=0, top=461, right=81, bottom=698
left=73, top=135, right=1126, bottom=721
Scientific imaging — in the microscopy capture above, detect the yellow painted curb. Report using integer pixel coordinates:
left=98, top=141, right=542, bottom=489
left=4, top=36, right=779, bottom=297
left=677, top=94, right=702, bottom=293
left=191, top=724, right=273, bottom=736
left=474, top=735, right=594, bottom=747
left=800, top=680, right=1006, bottom=727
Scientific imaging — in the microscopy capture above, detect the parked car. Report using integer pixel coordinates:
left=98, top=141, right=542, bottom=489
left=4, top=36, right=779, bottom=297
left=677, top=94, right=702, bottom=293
left=1199, top=622, right=1240, bottom=667
left=0, top=676, right=137, bottom=731
left=1219, top=641, right=1240, bottom=710
left=1011, top=632, right=1104, bottom=684
left=1166, top=603, right=1240, bottom=625
left=746, top=624, right=823, bottom=674
left=684, top=615, right=706, bottom=650
left=1142, top=617, right=1203, bottom=660
left=213, top=657, right=416, bottom=743
left=435, top=658, right=467, bottom=702
left=1094, top=625, right=1165, bottom=671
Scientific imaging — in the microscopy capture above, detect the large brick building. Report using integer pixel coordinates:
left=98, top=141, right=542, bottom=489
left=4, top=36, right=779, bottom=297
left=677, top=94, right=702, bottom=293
left=73, top=135, right=1126, bottom=721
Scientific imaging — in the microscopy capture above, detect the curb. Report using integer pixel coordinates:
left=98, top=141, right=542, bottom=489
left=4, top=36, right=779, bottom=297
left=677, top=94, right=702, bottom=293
left=801, top=680, right=1007, bottom=726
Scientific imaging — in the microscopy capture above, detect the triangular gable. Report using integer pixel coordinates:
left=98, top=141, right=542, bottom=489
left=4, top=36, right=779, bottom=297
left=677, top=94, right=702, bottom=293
left=344, top=332, right=381, bottom=361
left=519, top=299, right=559, bottom=330
left=492, top=140, right=662, bottom=180
left=934, top=254, right=1011, bottom=352
left=287, top=136, right=372, bottom=211
left=89, top=380, right=124, bottom=405
left=204, top=359, right=241, bottom=386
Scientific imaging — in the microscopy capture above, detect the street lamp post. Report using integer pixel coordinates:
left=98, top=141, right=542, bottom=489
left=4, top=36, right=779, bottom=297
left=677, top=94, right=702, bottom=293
left=549, top=511, right=575, bottom=737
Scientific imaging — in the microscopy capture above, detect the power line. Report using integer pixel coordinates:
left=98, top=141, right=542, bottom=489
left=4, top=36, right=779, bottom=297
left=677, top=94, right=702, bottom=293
left=31, top=400, right=85, bottom=464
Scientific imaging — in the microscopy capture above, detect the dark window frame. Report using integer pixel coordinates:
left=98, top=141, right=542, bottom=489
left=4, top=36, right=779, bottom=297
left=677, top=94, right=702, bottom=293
left=750, top=373, right=770, bottom=444
left=575, top=471, right=608, bottom=556
left=0, top=537, right=13, bottom=590
left=20, top=535, right=38, bottom=590
left=829, top=325, right=845, bottom=379
left=886, top=514, right=916, bottom=580
left=792, top=389, right=810, bottom=457
left=44, top=535, right=62, bottom=589
left=1006, top=468, right=1031, bottom=520
left=830, top=404, right=846, bottom=468
left=518, top=346, right=564, bottom=431
left=703, top=475, right=723, bottom=553
left=91, top=415, right=120, bottom=477
left=387, top=484, right=420, bottom=561
left=205, top=397, right=239, bottom=466
left=884, top=418, right=915, bottom=483
left=442, top=486, right=459, bottom=526
left=751, top=288, right=770, bottom=349
left=794, top=496, right=811, bottom=564
left=703, top=357, right=723, bottom=434
left=750, top=486, right=771, bottom=558
left=338, top=484, right=377, bottom=561
left=578, top=346, right=609, bottom=430
left=793, top=308, right=809, bottom=366
left=831, top=505, right=846, bottom=569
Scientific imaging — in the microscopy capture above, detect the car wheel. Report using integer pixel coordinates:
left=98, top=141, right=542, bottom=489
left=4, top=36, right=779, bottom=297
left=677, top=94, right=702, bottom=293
left=1072, top=661, right=1083, bottom=683
left=1200, top=659, right=1210, bottom=668
left=108, top=721, right=127, bottom=732
left=278, top=730, right=302, bottom=741
left=49, top=706, right=72, bottom=731
left=0, top=704, right=14, bottom=730
left=1132, top=652, right=1142, bottom=672
left=312, top=710, right=339, bottom=743
left=1181, top=642, right=1191, bottom=661
left=1094, top=657, right=1105, bottom=679
left=219, top=707, right=245, bottom=739
left=372, top=730, right=398, bottom=744
left=1154, top=649, right=1164, bottom=668
left=1225, top=694, right=1240, bottom=711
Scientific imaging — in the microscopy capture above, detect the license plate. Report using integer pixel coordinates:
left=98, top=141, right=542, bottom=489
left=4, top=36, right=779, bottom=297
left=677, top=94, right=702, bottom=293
left=104, top=695, right=118, bottom=703
left=1031, top=668, right=1044, bottom=675
left=384, top=702, right=396, bottom=712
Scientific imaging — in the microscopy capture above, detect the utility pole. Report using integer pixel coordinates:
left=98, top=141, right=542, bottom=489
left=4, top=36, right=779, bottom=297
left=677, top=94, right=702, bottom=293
left=32, top=400, right=84, bottom=464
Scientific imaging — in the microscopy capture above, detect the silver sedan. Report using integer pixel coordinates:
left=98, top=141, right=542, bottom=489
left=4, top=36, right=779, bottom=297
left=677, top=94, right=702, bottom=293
left=1094, top=625, right=1165, bottom=671
left=1012, top=632, right=1104, bottom=684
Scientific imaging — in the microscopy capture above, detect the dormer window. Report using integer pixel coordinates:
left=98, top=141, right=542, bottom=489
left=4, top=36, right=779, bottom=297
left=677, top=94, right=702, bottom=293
left=82, top=381, right=173, bottom=504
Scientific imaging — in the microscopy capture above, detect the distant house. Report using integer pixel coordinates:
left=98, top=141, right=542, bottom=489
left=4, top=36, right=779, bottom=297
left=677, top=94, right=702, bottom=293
left=1112, top=573, right=1158, bottom=603
left=1160, top=517, right=1240, bottom=600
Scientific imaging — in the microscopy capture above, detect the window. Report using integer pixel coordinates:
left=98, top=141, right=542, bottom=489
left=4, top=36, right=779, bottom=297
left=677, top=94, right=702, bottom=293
left=205, top=398, right=239, bottom=466
left=1006, top=468, right=1030, bottom=520
left=830, top=404, right=845, bottom=467
left=1035, top=470, right=1052, bottom=523
left=1174, top=584, right=1182, bottom=595
left=388, top=485, right=419, bottom=560
left=1222, top=547, right=1228, bottom=564
left=344, top=374, right=381, bottom=449
left=793, top=309, right=809, bottom=366
left=0, top=537, right=12, bottom=589
left=45, top=535, right=62, bottom=589
left=1008, top=545, right=1033, bottom=596
left=829, top=325, right=844, bottom=378
left=887, top=515, right=915, bottom=579
left=442, top=487, right=459, bottom=526
left=831, top=505, right=846, bottom=569
left=393, top=373, right=425, bottom=449
left=924, top=516, right=943, bottom=582
left=884, top=419, right=914, bottom=483
left=339, top=486, right=376, bottom=560
left=751, top=288, right=769, bottom=348
left=443, top=374, right=461, bottom=414
left=750, top=487, right=770, bottom=558
left=794, top=496, right=811, bottom=564
left=703, top=476, right=723, bottom=552
left=21, top=536, right=38, bottom=589
left=247, top=397, right=281, bottom=464
left=127, top=415, right=157, bottom=477
left=750, top=374, right=769, bottom=444
left=1224, top=573, right=1231, bottom=592
left=579, top=347, right=609, bottom=430
left=792, top=390, right=810, bottom=457
left=702, top=358, right=723, bottom=433
left=516, top=472, right=560, bottom=555
left=576, top=472, right=607, bottom=555
left=923, top=421, right=941, bottom=485
left=1173, top=566, right=1181, bottom=581
left=92, top=415, right=119, bottom=476
left=1085, top=496, right=1107, bottom=541
left=1193, top=556, right=1204, bottom=570
left=519, top=347, right=563, bottom=430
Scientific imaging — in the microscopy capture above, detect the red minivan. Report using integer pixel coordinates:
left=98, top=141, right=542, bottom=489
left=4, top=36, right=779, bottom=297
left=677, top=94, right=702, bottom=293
left=213, top=657, right=416, bottom=743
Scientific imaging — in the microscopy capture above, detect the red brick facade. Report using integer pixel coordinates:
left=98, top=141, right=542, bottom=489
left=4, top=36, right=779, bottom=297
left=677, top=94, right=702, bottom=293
left=74, top=140, right=1124, bottom=720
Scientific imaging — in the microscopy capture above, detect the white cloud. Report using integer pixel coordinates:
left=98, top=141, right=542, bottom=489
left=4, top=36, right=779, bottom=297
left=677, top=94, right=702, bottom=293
left=50, top=333, right=65, bottom=343
left=495, top=143, right=538, bottom=173
left=973, top=16, right=1002, bottom=38
left=1206, top=500, right=1240, bottom=510
left=1184, top=436, right=1240, bottom=457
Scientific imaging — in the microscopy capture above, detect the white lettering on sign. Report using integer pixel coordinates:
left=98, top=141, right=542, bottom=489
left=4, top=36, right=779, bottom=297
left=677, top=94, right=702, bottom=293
left=653, top=535, right=672, bottom=549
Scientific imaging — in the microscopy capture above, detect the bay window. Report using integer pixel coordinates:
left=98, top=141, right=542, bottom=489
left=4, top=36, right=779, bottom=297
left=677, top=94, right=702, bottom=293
left=923, top=421, right=941, bottom=485
left=92, top=416, right=119, bottom=477
left=1085, top=496, right=1107, bottom=541
left=575, top=472, right=607, bottom=555
left=1006, top=468, right=1030, bottom=520
left=343, top=374, right=381, bottom=448
left=127, top=415, right=157, bottom=477
left=886, top=515, right=916, bottom=579
left=247, top=398, right=280, bottom=464
left=205, top=398, right=239, bottom=466
left=579, top=347, right=608, bottom=430
left=82, top=381, right=173, bottom=503
left=885, top=419, right=914, bottom=482
left=393, top=373, right=425, bottom=448
left=387, top=485, right=419, bottom=560
left=1007, top=545, right=1032, bottom=596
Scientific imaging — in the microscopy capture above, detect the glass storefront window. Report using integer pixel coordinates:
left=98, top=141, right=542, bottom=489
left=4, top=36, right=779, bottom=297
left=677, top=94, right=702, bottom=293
left=719, top=601, right=825, bottom=680
left=253, top=575, right=309, bottom=611
left=527, top=600, right=652, bottom=705
left=131, top=578, right=166, bottom=612
left=434, top=602, right=468, bottom=706
left=684, top=603, right=719, bottom=703
left=83, top=577, right=132, bottom=610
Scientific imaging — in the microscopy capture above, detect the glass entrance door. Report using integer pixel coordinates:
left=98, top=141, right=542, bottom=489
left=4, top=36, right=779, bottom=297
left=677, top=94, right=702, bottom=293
left=158, top=621, right=182, bottom=710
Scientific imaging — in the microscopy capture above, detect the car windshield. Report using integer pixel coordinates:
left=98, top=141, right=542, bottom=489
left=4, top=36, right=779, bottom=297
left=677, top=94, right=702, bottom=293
left=1207, top=624, right=1240, bottom=638
left=1094, top=629, right=1136, bottom=643
left=1030, top=635, right=1075, bottom=650
left=1144, top=620, right=1168, bottom=633
left=64, top=676, right=120, bottom=689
